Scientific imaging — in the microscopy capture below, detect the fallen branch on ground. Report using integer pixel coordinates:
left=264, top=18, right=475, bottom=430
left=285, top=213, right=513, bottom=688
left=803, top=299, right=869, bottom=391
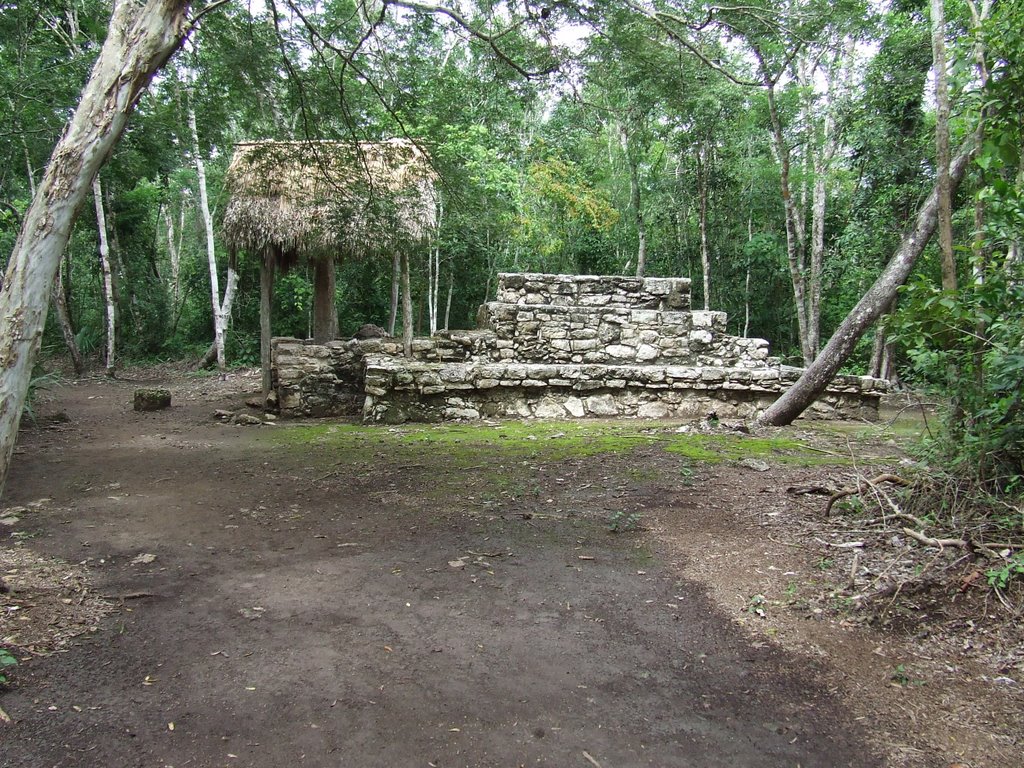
left=825, top=473, right=911, bottom=517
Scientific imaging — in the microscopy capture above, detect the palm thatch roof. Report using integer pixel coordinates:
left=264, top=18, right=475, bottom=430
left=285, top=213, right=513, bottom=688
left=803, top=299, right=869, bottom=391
left=222, top=138, right=438, bottom=267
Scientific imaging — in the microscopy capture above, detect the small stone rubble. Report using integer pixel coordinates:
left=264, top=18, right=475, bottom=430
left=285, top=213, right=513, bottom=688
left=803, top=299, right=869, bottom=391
left=271, top=272, right=886, bottom=422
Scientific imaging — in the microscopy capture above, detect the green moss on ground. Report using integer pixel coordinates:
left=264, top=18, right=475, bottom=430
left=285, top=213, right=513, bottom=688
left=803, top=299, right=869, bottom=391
left=267, top=419, right=836, bottom=469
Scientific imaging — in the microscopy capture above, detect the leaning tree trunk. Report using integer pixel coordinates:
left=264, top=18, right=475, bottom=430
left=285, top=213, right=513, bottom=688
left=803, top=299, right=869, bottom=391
left=759, top=142, right=976, bottom=426
left=0, top=0, right=192, bottom=496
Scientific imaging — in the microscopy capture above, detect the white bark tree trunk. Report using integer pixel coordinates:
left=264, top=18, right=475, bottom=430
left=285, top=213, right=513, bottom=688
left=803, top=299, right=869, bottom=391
left=164, top=205, right=182, bottom=308
left=190, top=103, right=235, bottom=369
left=0, top=0, right=192, bottom=495
left=759, top=143, right=976, bottom=426
left=401, top=250, right=413, bottom=357
left=697, top=141, right=712, bottom=311
left=619, top=122, right=647, bottom=278
left=93, top=176, right=117, bottom=375
left=388, top=251, right=400, bottom=336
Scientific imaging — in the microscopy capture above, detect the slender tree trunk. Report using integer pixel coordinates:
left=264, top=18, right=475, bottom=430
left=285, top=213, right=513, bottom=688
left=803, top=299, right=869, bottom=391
left=260, top=252, right=275, bottom=401
left=0, top=0, right=192, bottom=495
left=197, top=266, right=238, bottom=368
left=164, top=206, right=182, bottom=308
left=443, top=269, right=453, bottom=331
left=809, top=157, right=827, bottom=356
left=401, top=250, right=413, bottom=357
left=932, top=0, right=956, bottom=294
left=697, top=141, right=712, bottom=311
left=619, top=123, right=646, bottom=278
left=312, top=258, right=337, bottom=343
left=388, top=251, right=400, bottom=336
left=759, top=58, right=811, bottom=365
left=93, top=177, right=117, bottom=376
left=759, top=142, right=976, bottom=426
left=51, top=262, right=84, bottom=375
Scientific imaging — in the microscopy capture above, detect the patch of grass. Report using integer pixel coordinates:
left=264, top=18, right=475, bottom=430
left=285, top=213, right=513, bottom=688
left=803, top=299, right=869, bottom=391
left=267, top=419, right=850, bottom=472
left=663, top=434, right=835, bottom=466
left=268, top=419, right=664, bottom=466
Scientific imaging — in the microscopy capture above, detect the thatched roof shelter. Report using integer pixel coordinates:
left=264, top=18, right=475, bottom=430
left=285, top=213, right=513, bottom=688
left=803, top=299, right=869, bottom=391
left=222, top=138, right=438, bottom=267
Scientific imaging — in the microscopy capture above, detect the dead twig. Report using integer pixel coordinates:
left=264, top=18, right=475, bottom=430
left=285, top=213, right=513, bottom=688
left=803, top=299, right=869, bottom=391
left=825, top=473, right=910, bottom=517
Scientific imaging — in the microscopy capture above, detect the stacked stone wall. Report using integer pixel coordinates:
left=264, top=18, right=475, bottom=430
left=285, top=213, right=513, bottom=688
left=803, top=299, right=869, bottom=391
left=271, top=272, right=886, bottom=422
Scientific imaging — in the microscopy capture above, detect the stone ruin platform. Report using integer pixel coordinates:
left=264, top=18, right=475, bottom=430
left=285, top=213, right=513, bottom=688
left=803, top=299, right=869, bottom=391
left=271, top=273, right=887, bottom=423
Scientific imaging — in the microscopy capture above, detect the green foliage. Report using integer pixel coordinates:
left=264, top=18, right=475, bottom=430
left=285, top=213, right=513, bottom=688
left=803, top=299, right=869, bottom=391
left=894, top=242, right=1024, bottom=488
left=0, top=646, right=17, bottom=685
left=22, top=372, right=60, bottom=424
left=607, top=510, right=643, bottom=533
left=986, top=552, right=1024, bottom=590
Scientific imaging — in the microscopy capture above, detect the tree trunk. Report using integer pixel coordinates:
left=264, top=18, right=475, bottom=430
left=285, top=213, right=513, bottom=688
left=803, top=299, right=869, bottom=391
left=401, top=250, right=413, bottom=358
left=697, top=141, right=712, bottom=311
left=260, top=253, right=275, bottom=401
left=760, top=61, right=811, bottom=365
left=164, top=205, right=182, bottom=308
left=809, top=157, right=827, bottom=357
left=932, top=0, right=956, bottom=293
left=190, top=102, right=232, bottom=368
left=51, top=262, right=84, bottom=375
left=619, top=122, right=646, bottom=278
left=196, top=266, right=239, bottom=368
left=312, top=258, right=337, bottom=343
left=443, top=269, right=453, bottom=332
left=0, top=0, right=192, bottom=495
left=93, top=177, right=116, bottom=376
left=388, top=251, right=400, bottom=336
left=759, top=142, right=976, bottom=426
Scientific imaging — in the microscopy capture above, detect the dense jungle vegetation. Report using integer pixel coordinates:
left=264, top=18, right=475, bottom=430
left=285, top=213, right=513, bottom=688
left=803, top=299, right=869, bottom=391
left=0, top=0, right=1022, bottom=496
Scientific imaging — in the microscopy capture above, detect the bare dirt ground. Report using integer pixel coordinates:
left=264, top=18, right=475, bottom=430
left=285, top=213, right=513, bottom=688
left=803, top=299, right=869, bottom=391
left=1, top=369, right=1021, bottom=767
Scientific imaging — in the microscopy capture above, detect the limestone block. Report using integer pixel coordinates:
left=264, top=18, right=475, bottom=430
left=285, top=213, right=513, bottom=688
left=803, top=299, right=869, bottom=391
left=638, top=402, right=671, bottom=419
left=572, top=339, right=601, bottom=352
left=534, top=397, right=565, bottom=419
left=636, top=344, right=659, bottom=362
left=606, top=379, right=626, bottom=389
left=585, top=394, right=618, bottom=416
left=690, top=330, right=713, bottom=347
left=564, top=396, right=586, bottom=417
left=605, top=344, right=635, bottom=359
left=632, top=309, right=659, bottom=324
left=549, top=378, right=571, bottom=387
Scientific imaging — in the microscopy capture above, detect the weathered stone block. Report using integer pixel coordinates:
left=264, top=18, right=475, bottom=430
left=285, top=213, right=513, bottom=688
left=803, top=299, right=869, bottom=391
left=585, top=394, right=618, bottom=416
left=134, top=388, right=171, bottom=412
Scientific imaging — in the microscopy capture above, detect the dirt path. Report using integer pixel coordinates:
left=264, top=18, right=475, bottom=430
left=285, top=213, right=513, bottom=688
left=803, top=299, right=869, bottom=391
left=0, top=373, right=1017, bottom=767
